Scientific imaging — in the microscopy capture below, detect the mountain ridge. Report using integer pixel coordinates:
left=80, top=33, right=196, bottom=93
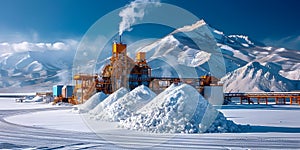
left=0, top=19, right=299, bottom=92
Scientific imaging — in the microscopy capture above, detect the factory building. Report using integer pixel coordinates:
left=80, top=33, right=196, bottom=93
left=53, top=37, right=223, bottom=104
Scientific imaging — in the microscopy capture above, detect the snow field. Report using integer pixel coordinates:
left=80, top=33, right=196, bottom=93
left=3, top=96, right=300, bottom=149
left=0, top=98, right=55, bottom=110
left=6, top=109, right=92, bottom=132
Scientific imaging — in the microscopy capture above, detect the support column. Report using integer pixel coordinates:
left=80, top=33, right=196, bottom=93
left=275, top=97, right=278, bottom=104
left=265, top=97, right=268, bottom=105
left=240, top=97, right=243, bottom=104
left=290, top=96, right=293, bottom=105
left=81, top=81, right=84, bottom=104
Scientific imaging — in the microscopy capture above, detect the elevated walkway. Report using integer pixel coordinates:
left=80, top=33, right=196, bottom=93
left=224, top=92, right=300, bottom=105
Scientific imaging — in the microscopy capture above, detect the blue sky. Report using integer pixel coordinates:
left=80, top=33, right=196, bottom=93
left=0, top=0, right=299, bottom=49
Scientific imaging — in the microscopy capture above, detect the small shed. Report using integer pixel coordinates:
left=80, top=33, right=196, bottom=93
left=53, top=85, right=63, bottom=97
left=62, top=85, right=74, bottom=98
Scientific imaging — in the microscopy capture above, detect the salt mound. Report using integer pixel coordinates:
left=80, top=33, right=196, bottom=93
left=89, top=87, right=128, bottom=115
left=121, top=84, right=241, bottom=133
left=74, top=92, right=107, bottom=113
left=96, top=85, right=156, bottom=121
left=24, top=95, right=43, bottom=103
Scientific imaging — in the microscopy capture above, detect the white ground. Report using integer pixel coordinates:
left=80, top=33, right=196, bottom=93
left=221, top=105, right=300, bottom=128
left=1, top=98, right=300, bottom=149
left=0, top=98, right=54, bottom=110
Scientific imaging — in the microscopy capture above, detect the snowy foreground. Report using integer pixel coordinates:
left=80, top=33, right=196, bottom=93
left=1, top=96, right=300, bottom=149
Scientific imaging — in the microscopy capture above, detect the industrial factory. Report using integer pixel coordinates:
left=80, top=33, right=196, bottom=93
left=53, top=37, right=223, bottom=105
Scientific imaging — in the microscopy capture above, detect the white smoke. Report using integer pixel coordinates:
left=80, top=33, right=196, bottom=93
left=119, top=0, right=161, bottom=36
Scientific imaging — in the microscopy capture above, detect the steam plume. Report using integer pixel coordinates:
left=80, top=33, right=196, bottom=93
left=119, top=0, right=160, bottom=35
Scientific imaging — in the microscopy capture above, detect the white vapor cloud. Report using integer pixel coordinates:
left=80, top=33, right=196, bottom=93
left=0, top=40, right=78, bottom=53
left=0, top=30, right=79, bottom=53
left=119, top=0, right=161, bottom=35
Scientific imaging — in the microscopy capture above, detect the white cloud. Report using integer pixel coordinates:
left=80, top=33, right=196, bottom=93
left=0, top=40, right=78, bottom=53
left=0, top=30, right=80, bottom=53
left=52, top=42, right=67, bottom=50
left=12, top=41, right=31, bottom=51
left=0, top=42, right=9, bottom=46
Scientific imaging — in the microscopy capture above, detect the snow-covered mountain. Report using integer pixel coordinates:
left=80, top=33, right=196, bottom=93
left=209, top=25, right=300, bottom=81
left=135, top=20, right=300, bottom=92
left=0, top=20, right=299, bottom=92
left=221, top=61, right=299, bottom=92
left=0, top=49, right=75, bottom=92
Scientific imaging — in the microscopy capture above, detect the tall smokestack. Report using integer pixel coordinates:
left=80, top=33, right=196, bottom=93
left=119, top=35, right=122, bottom=43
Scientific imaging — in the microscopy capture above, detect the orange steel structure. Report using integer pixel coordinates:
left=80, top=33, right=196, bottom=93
left=72, top=39, right=151, bottom=103
left=224, top=92, right=300, bottom=105
left=71, top=38, right=220, bottom=104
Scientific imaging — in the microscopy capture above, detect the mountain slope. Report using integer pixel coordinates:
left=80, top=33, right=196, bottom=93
left=221, top=62, right=298, bottom=92
left=136, top=20, right=299, bottom=92
left=210, top=27, right=300, bottom=81
left=0, top=50, right=75, bottom=92
left=0, top=19, right=299, bottom=92
left=139, top=20, right=237, bottom=78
